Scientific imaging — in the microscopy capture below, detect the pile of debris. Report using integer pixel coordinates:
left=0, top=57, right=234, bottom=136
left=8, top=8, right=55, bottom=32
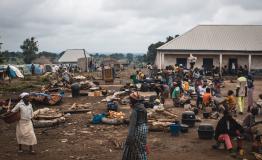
left=101, top=111, right=126, bottom=125
left=33, top=108, right=66, bottom=128
left=63, top=103, right=92, bottom=114
left=30, top=92, right=63, bottom=105
left=91, top=110, right=127, bottom=125
left=147, top=107, right=178, bottom=132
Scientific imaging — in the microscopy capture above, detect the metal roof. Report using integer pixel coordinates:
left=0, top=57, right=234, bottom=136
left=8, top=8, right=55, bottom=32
left=158, top=25, right=262, bottom=51
left=58, top=49, right=90, bottom=63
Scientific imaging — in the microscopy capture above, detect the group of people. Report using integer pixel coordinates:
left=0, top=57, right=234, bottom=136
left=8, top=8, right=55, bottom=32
left=128, top=63, right=261, bottom=158
left=4, top=62, right=261, bottom=159
left=222, top=64, right=249, bottom=76
left=58, top=64, right=81, bottom=73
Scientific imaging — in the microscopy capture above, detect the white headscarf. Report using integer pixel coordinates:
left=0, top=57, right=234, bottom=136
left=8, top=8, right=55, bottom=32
left=20, top=92, right=29, bottom=98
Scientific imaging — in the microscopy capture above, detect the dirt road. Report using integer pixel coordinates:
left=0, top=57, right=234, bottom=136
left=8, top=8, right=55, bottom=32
left=1, top=74, right=261, bottom=160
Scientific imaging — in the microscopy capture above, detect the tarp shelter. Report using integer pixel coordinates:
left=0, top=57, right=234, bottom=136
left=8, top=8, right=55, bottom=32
left=17, top=65, right=31, bottom=75
left=9, top=65, right=24, bottom=78
left=25, top=64, right=43, bottom=75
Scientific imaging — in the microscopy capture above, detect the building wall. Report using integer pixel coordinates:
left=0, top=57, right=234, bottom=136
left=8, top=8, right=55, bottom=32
left=221, top=55, right=248, bottom=68
left=78, top=57, right=89, bottom=72
left=164, top=54, right=190, bottom=67
left=193, top=55, right=219, bottom=68
left=251, top=55, right=262, bottom=69
left=156, top=50, right=262, bottom=70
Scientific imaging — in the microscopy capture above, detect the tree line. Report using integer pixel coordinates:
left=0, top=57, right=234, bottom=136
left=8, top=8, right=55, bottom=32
left=0, top=37, right=60, bottom=64
left=0, top=34, right=179, bottom=65
left=146, top=35, right=179, bottom=64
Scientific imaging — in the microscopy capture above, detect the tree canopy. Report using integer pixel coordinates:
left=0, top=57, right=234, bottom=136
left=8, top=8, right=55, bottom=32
left=20, top=37, right=38, bottom=64
left=146, top=35, right=176, bottom=64
left=110, top=53, right=125, bottom=60
left=126, top=53, right=134, bottom=64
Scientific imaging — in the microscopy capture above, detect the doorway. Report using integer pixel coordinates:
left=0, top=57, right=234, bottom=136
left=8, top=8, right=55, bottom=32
left=176, top=58, right=187, bottom=68
left=203, top=58, right=213, bottom=71
left=228, top=58, right=237, bottom=73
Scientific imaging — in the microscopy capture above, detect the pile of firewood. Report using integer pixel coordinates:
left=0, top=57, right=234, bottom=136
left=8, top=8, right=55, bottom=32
left=147, top=108, right=177, bottom=132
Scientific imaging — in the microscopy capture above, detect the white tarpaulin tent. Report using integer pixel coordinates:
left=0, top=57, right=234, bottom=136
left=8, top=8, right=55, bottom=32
left=9, top=65, right=24, bottom=78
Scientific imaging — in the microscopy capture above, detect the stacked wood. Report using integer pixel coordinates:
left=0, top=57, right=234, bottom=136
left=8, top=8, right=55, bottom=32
left=33, top=117, right=66, bottom=128
left=33, top=108, right=66, bottom=128
left=63, top=109, right=92, bottom=114
left=33, top=108, right=63, bottom=120
left=101, top=117, right=123, bottom=125
left=148, top=121, right=172, bottom=132
left=147, top=107, right=178, bottom=132
left=69, top=103, right=91, bottom=110
left=62, top=103, right=92, bottom=114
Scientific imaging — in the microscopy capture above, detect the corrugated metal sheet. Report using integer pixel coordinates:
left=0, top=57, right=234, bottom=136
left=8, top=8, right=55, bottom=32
left=58, top=49, right=90, bottom=63
left=158, top=25, right=262, bottom=51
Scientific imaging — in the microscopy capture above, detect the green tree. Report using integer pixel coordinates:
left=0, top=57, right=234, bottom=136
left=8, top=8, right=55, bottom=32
left=146, top=41, right=165, bottom=64
left=126, top=53, right=134, bottom=64
left=166, top=36, right=174, bottom=42
left=146, top=36, right=177, bottom=64
left=110, top=53, right=125, bottom=60
left=20, top=37, right=38, bottom=64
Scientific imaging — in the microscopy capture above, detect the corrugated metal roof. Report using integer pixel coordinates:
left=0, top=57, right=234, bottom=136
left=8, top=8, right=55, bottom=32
left=158, top=25, right=262, bottom=51
left=58, top=49, right=90, bottom=63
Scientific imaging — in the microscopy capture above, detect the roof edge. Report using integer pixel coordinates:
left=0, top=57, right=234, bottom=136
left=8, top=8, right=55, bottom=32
left=157, top=25, right=200, bottom=50
left=157, top=49, right=262, bottom=52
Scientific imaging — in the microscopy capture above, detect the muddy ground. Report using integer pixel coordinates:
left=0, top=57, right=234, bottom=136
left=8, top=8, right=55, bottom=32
left=0, top=70, right=261, bottom=160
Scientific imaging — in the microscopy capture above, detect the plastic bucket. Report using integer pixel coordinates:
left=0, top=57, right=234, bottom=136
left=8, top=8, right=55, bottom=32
left=170, top=123, right=181, bottom=136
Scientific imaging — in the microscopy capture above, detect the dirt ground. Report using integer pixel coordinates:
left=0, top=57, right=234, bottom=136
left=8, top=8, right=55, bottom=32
left=0, top=70, right=261, bottom=160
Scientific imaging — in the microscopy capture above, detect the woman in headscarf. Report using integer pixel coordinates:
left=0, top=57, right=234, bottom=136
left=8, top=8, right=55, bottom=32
left=11, top=92, right=37, bottom=153
left=122, top=92, right=148, bottom=160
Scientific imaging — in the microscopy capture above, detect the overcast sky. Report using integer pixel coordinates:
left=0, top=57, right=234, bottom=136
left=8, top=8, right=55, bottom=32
left=0, top=0, right=262, bottom=53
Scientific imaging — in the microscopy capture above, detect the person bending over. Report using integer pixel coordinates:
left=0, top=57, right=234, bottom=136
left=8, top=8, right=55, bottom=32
left=213, top=110, right=244, bottom=156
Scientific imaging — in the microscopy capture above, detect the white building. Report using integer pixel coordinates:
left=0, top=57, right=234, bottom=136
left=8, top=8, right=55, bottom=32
left=58, top=49, right=91, bottom=72
left=156, top=25, right=262, bottom=73
left=58, top=49, right=90, bottom=64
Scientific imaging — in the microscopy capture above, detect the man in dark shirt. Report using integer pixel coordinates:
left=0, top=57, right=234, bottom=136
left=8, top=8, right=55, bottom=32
left=31, top=63, right=35, bottom=75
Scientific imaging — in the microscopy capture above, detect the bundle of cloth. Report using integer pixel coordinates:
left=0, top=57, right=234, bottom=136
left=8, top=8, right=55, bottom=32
left=29, top=92, right=63, bottom=105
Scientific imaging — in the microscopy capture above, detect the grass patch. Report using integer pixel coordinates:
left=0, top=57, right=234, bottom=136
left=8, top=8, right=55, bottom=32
left=0, top=78, right=48, bottom=93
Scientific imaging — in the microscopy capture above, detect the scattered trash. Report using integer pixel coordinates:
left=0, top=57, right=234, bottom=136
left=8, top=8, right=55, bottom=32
left=61, top=139, right=68, bottom=143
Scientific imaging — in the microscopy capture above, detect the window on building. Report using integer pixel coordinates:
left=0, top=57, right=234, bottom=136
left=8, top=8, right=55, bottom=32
left=176, top=58, right=187, bottom=68
left=203, top=58, right=213, bottom=71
